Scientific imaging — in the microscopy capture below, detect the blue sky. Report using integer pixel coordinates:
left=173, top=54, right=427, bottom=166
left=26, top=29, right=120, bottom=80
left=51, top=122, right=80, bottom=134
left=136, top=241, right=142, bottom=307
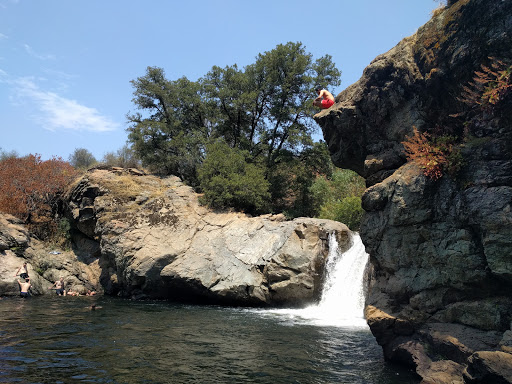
left=0, top=0, right=441, bottom=161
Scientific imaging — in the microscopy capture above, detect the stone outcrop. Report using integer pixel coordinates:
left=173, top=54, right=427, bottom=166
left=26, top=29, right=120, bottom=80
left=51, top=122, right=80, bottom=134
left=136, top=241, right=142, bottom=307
left=315, top=0, right=512, bottom=382
left=0, top=214, right=101, bottom=296
left=318, top=0, right=512, bottom=188
left=1, top=167, right=350, bottom=305
left=0, top=214, right=43, bottom=295
left=62, top=168, right=350, bottom=306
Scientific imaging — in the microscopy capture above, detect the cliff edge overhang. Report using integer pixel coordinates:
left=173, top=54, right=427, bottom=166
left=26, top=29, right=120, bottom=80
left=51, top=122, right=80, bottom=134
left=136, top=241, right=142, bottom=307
left=315, top=0, right=512, bottom=186
left=316, top=0, right=512, bottom=382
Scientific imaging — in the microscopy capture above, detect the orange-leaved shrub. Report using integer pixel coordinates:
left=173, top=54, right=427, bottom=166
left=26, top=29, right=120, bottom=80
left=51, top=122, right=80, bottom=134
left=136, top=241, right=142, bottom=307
left=0, top=154, right=78, bottom=239
left=460, top=58, right=512, bottom=112
left=402, top=59, right=511, bottom=181
left=402, top=128, right=462, bottom=181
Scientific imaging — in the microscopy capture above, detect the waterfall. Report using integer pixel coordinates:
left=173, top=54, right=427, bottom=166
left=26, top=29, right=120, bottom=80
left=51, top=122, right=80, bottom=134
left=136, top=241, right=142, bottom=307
left=313, top=232, right=369, bottom=326
left=261, top=232, right=369, bottom=328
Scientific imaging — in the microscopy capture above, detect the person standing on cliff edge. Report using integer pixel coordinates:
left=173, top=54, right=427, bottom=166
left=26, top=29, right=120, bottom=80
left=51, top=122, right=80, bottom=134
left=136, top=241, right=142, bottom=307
left=312, top=86, right=335, bottom=109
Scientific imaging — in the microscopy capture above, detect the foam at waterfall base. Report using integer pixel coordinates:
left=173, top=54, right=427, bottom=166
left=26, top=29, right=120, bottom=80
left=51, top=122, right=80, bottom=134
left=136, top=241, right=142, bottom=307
left=255, top=232, right=369, bottom=328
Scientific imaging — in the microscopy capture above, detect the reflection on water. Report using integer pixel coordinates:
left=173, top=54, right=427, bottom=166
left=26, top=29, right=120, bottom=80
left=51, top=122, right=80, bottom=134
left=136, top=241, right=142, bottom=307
left=0, top=296, right=419, bottom=384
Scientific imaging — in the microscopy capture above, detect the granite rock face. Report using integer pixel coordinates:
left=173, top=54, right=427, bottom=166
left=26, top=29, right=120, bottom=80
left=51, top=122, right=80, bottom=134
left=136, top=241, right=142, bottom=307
left=315, top=0, right=512, bottom=382
left=63, top=168, right=351, bottom=306
left=1, top=166, right=350, bottom=307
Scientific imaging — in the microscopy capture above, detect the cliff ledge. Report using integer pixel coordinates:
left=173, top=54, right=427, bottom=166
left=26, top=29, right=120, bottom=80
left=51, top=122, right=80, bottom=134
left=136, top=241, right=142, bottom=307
left=315, top=0, right=512, bottom=382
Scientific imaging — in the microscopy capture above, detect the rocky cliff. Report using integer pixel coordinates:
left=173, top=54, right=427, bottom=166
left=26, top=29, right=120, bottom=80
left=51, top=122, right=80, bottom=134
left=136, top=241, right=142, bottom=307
left=61, top=167, right=350, bottom=306
left=315, top=0, right=512, bottom=383
left=0, top=167, right=350, bottom=306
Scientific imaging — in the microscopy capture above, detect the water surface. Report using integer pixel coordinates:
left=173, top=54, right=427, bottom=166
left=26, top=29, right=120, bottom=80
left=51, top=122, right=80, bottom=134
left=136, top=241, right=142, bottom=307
left=0, top=296, right=419, bottom=384
left=1, top=233, right=420, bottom=383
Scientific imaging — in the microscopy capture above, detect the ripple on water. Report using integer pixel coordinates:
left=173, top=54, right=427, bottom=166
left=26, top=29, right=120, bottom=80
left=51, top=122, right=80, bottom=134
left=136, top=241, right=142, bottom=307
left=0, top=296, right=420, bottom=384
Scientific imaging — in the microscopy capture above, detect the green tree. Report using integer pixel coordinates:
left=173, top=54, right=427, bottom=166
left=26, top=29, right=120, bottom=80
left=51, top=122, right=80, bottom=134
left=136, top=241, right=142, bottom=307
left=311, top=168, right=366, bottom=230
left=127, top=42, right=341, bottom=214
left=202, top=64, right=253, bottom=150
left=202, top=42, right=341, bottom=169
left=102, top=144, right=141, bottom=168
left=201, top=43, right=340, bottom=214
left=127, top=67, right=211, bottom=185
left=69, top=148, right=97, bottom=169
left=198, top=141, right=270, bottom=213
left=252, top=43, right=338, bottom=170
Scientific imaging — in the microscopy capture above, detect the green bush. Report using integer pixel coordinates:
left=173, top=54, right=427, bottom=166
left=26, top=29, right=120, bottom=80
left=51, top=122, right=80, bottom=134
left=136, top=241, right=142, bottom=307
left=57, top=218, right=71, bottom=242
left=47, top=218, right=72, bottom=250
left=198, top=141, right=270, bottom=214
left=268, top=142, right=333, bottom=218
left=319, top=195, right=364, bottom=231
left=311, top=168, right=366, bottom=230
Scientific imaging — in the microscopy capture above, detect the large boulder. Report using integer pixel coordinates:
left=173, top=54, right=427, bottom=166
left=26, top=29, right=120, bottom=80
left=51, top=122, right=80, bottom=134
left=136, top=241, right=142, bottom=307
left=315, top=0, right=512, bottom=382
left=158, top=216, right=347, bottom=306
left=64, top=168, right=351, bottom=306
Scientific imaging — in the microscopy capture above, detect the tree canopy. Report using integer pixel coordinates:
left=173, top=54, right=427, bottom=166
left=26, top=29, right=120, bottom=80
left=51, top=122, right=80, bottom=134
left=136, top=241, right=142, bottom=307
left=127, top=69, right=210, bottom=184
left=127, top=41, right=341, bottom=215
left=69, top=148, right=97, bottom=169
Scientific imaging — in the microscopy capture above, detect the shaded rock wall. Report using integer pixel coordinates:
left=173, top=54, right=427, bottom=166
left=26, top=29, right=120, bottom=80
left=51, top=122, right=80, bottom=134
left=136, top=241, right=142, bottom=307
left=317, top=0, right=512, bottom=186
left=315, top=0, right=512, bottom=382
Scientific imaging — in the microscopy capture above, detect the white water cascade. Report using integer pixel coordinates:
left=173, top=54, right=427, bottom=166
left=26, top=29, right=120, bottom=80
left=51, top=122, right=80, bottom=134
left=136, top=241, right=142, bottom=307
left=262, top=232, right=369, bottom=328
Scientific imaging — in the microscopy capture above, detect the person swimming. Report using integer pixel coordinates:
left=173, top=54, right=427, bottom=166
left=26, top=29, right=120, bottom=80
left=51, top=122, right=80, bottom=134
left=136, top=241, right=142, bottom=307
left=18, top=277, right=31, bottom=298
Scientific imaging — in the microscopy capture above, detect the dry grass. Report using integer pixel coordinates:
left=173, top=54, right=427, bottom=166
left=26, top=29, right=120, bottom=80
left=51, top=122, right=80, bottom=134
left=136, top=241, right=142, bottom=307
left=89, top=171, right=174, bottom=227
left=99, top=174, right=145, bottom=201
